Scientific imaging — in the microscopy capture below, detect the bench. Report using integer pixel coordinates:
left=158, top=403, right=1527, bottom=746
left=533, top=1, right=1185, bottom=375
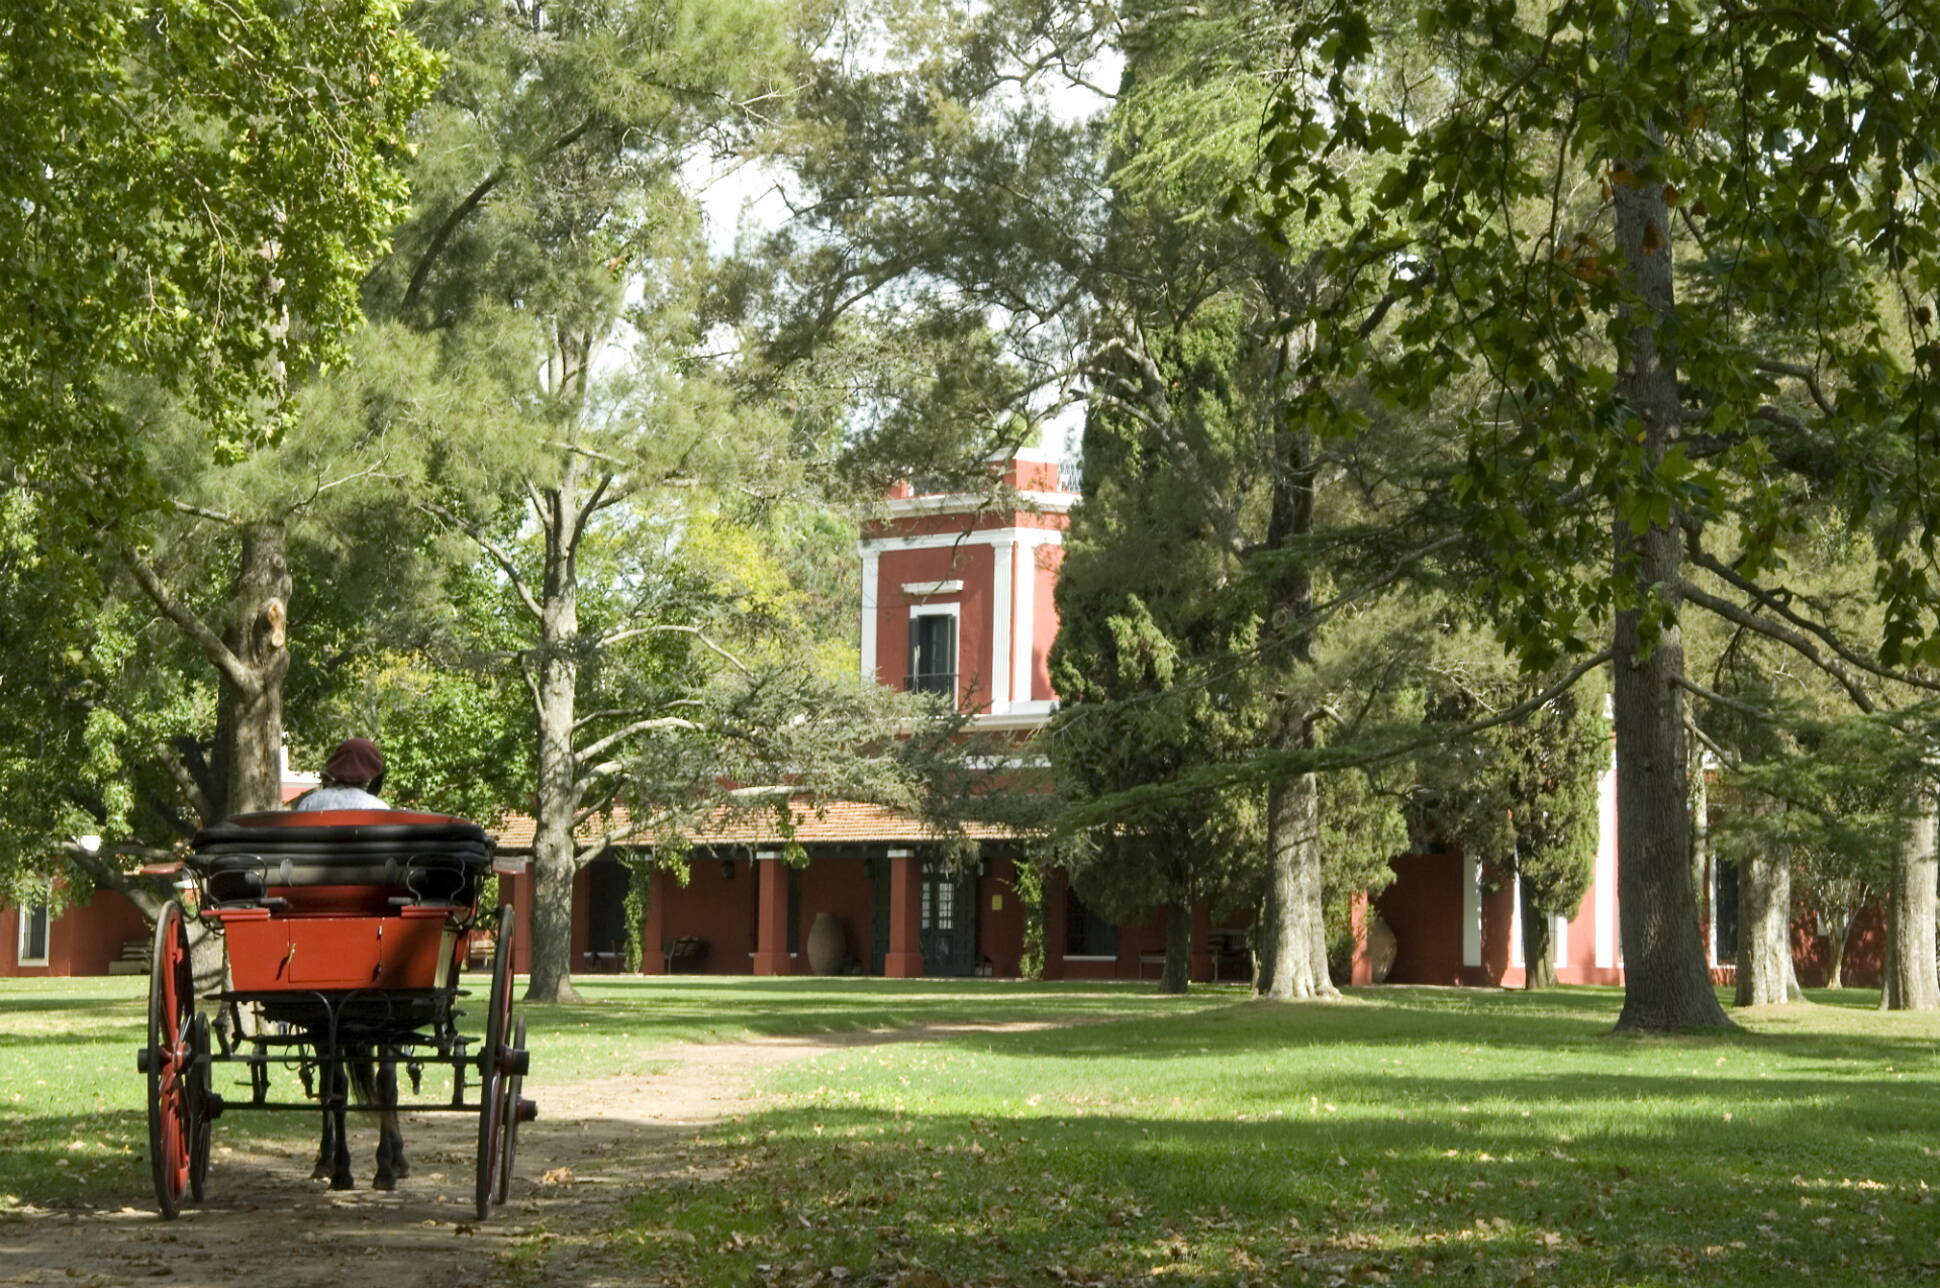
left=107, top=937, right=149, bottom=976
left=664, top=937, right=708, bottom=973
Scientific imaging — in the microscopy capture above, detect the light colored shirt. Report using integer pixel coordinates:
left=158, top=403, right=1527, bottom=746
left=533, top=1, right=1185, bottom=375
left=293, top=786, right=389, bottom=812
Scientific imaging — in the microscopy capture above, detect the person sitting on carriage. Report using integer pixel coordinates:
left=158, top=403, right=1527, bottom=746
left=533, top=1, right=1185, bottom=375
left=291, top=738, right=389, bottom=812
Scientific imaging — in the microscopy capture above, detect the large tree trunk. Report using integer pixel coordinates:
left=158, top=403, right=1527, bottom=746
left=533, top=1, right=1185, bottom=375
left=1519, top=881, right=1557, bottom=989
left=212, top=523, right=290, bottom=818
left=1159, top=896, right=1191, bottom=994
left=1734, top=841, right=1799, bottom=1006
left=1256, top=408, right=1336, bottom=1001
left=1608, top=132, right=1731, bottom=1032
left=122, top=521, right=290, bottom=997
left=1880, top=786, right=1938, bottom=1011
left=526, top=458, right=587, bottom=1005
left=1259, top=767, right=1336, bottom=999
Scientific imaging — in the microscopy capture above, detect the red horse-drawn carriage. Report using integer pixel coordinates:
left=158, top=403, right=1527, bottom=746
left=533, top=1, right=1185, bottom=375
left=137, top=810, right=533, bottom=1219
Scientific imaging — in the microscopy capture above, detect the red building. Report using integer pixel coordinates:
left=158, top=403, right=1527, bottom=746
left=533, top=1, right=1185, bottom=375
left=0, top=449, right=1885, bottom=987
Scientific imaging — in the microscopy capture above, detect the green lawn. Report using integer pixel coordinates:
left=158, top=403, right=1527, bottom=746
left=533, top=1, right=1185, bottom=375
left=618, top=986, right=1940, bottom=1288
left=9, top=977, right=1940, bottom=1285
left=0, top=973, right=1221, bottom=1209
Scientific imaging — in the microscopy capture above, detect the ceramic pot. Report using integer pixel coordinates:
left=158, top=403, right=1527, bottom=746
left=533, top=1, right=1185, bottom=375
left=806, top=911, right=846, bottom=975
left=1367, top=912, right=1397, bottom=984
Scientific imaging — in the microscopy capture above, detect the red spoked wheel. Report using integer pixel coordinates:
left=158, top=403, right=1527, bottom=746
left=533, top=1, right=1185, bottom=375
left=474, top=905, right=520, bottom=1220
left=141, top=901, right=200, bottom=1219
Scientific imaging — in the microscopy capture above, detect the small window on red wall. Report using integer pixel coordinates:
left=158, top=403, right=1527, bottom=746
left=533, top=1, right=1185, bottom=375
left=908, top=613, right=957, bottom=702
left=1065, top=891, right=1117, bottom=958
left=18, top=891, right=50, bottom=966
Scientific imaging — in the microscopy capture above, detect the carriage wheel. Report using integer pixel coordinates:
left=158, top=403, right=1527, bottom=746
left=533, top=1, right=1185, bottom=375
left=143, top=901, right=199, bottom=1219
left=188, top=1013, right=213, bottom=1202
left=494, top=1016, right=526, bottom=1204
left=474, top=905, right=515, bottom=1220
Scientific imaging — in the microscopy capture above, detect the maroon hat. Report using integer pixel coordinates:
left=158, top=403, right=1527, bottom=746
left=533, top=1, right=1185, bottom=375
left=323, top=738, right=384, bottom=785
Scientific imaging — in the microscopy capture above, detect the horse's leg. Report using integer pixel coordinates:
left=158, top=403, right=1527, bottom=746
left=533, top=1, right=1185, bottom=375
left=329, top=1052, right=355, bottom=1191
left=310, top=1051, right=337, bottom=1180
left=373, top=1047, right=408, bottom=1189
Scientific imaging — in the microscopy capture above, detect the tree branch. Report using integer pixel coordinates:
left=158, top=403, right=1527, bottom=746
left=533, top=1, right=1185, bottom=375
left=121, top=547, right=256, bottom=695
left=577, top=715, right=703, bottom=766
left=171, top=501, right=242, bottom=526
left=1683, top=539, right=1940, bottom=698
left=402, top=115, right=599, bottom=312
left=599, top=624, right=753, bottom=675
left=1675, top=578, right=1877, bottom=713
left=1756, top=357, right=1836, bottom=419
left=154, top=739, right=215, bottom=827
left=417, top=500, right=544, bottom=620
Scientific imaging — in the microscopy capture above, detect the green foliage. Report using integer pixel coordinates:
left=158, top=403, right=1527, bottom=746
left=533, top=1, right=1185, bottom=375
left=1710, top=711, right=1924, bottom=894
left=1426, top=665, right=1609, bottom=922
left=1252, top=0, right=1940, bottom=670
left=1011, top=854, right=1047, bottom=980
left=0, top=1, right=436, bottom=489
left=623, top=857, right=650, bottom=972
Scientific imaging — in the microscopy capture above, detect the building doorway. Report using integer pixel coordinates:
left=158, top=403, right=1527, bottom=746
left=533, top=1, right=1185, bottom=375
left=586, top=859, right=631, bottom=970
left=871, top=857, right=978, bottom=976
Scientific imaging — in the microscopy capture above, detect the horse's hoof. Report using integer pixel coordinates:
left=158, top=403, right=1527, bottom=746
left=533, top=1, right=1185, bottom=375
left=330, top=1174, right=355, bottom=1191
left=372, top=1172, right=397, bottom=1192
left=310, top=1161, right=334, bottom=1181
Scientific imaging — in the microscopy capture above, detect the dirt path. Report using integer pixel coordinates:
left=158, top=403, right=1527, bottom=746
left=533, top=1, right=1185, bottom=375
left=0, top=1024, right=1043, bottom=1288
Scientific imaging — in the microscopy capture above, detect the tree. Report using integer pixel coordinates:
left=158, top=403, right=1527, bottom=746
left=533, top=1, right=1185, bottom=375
left=1426, top=658, right=1608, bottom=989
left=0, top=0, right=432, bottom=982
left=1, top=1, right=434, bottom=501
left=371, top=0, right=992, bottom=1002
left=1049, top=585, right=1264, bottom=994
left=1056, top=0, right=1445, bottom=1000
left=1258, top=0, right=1940, bottom=1029
left=1686, top=532, right=1934, bottom=1007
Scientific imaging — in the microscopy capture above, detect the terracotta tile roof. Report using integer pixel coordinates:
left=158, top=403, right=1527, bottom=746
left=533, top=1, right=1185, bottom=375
left=491, top=798, right=1015, bottom=853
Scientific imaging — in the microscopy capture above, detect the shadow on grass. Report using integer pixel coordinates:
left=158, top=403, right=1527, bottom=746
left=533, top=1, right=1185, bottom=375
left=623, top=1007, right=1940, bottom=1287
left=635, top=1097, right=1932, bottom=1286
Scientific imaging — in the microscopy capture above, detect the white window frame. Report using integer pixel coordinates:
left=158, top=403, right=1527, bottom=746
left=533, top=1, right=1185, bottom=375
left=907, top=604, right=960, bottom=703
left=17, top=885, right=50, bottom=966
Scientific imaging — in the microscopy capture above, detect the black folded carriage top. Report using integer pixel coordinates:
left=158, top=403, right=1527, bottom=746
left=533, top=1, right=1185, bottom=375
left=189, top=810, right=495, bottom=906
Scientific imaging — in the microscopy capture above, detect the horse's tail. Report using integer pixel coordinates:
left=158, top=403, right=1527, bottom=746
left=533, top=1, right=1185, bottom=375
left=345, top=1045, right=379, bottom=1106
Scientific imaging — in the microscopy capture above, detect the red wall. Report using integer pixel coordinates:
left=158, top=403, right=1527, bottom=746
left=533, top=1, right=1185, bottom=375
left=0, top=888, right=150, bottom=977
left=656, top=857, right=758, bottom=974
left=1029, top=544, right=1062, bottom=702
left=977, top=855, right=1027, bottom=976
left=1791, top=902, right=1886, bottom=988
left=797, top=855, right=875, bottom=975
left=1378, top=852, right=1466, bottom=985
left=875, top=544, right=995, bottom=711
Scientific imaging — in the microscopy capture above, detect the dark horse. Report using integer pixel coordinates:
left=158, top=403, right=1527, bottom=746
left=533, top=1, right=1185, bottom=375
left=308, top=1041, right=410, bottom=1191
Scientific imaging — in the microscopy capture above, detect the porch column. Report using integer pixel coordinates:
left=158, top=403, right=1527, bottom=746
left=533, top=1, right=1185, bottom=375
left=752, top=850, right=792, bottom=976
left=639, top=868, right=668, bottom=975
left=1041, top=867, right=1067, bottom=980
left=1190, top=903, right=1214, bottom=983
left=884, top=848, right=925, bottom=978
left=1347, top=891, right=1374, bottom=986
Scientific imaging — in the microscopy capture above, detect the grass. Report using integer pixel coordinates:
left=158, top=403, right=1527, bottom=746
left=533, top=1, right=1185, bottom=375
left=10, top=975, right=1940, bottom=1285
left=0, top=973, right=1219, bottom=1209
left=617, top=986, right=1940, bottom=1288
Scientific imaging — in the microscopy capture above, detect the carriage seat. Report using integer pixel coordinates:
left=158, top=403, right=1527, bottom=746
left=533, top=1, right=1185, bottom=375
left=189, top=810, right=495, bottom=908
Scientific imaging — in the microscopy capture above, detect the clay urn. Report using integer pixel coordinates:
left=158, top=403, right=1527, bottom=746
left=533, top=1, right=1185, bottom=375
left=806, top=911, right=846, bottom=975
left=1367, top=912, right=1398, bottom=984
